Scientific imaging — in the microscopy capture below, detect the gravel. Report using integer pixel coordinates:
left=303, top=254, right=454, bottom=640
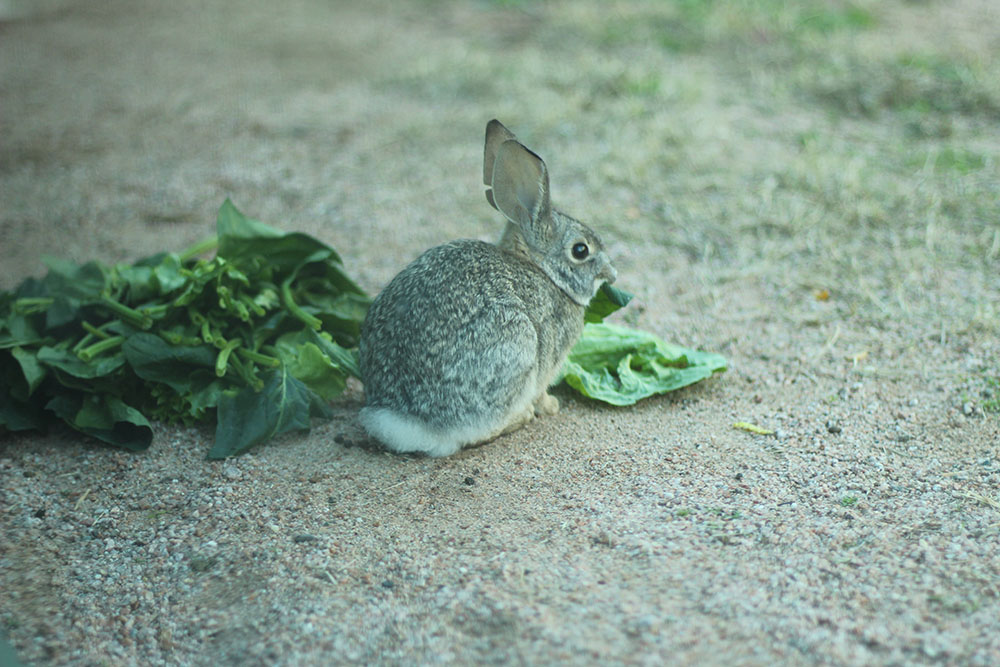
left=2, top=0, right=999, bottom=664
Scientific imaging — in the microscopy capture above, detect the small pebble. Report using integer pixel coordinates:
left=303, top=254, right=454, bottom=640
left=826, top=421, right=842, bottom=434
left=293, top=534, right=319, bottom=544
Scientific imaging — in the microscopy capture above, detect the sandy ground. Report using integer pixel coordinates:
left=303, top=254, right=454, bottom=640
left=2, top=0, right=999, bottom=665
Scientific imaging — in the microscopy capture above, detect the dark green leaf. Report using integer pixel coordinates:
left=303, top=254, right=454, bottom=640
left=10, top=346, right=46, bottom=397
left=45, top=393, right=152, bottom=451
left=0, top=312, right=45, bottom=349
left=37, top=345, right=126, bottom=379
left=216, top=200, right=365, bottom=295
left=45, top=296, right=82, bottom=330
left=1, top=199, right=366, bottom=456
left=0, top=388, right=46, bottom=432
left=123, top=333, right=216, bottom=393
left=210, top=366, right=332, bottom=459
left=41, top=257, right=108, bottom=301
left=309, top=291, right=371, bottom=346
left=115, top=264, right=157, bottom=302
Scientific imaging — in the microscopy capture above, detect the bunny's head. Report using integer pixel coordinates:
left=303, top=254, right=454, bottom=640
left=483, top=120, right=616, bottom=306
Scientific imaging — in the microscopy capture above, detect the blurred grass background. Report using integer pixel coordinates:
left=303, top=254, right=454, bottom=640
left=2, top=0, right=998, bottom=351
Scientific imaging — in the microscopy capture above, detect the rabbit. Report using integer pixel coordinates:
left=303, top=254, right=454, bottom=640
left=358, top=119, right=617, bottom=457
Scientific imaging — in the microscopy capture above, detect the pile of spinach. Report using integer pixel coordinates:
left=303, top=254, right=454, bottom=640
left=0, top=200, right=368, bottom=458
left=0, top=202, right=725, bottom=458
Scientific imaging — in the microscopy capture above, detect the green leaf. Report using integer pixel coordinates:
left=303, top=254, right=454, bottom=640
left=283, top=342, right=346, bottom=400
left=132, top=251, right=188, bottom=295
left=308, top=291, right=371, bottom=347
left=45, top=296, right=82, bottom=330
left=560, top=322, right=726, bottom=405
left=123, top=333, right=217, bottom=393
left=9, top=346, right=46, bottom=397
left=1, top=199, right=367, bottom=456
left=41, top=257, right=108, bottom=301
left=0, top=311, right=45, bottom=349
left=123, top=333, right=226, bottom=419
left=45, top=393, right=152, bottom=451
left=216, top=197, right=284, bottom=241
left=37, top=345, right=126, bottom=379
left=215, top=199, right=366, bottom=295
left=0, top=389, right=46, bottom=432
left=311, top=331, right=362, bottom=380
left=210, top=366, right=333, bottom=459
left=584, top=283, right=634, bottom=323
left=275, top=327, right=358, bottom=394
left=114, top=264, right=157, bottom=302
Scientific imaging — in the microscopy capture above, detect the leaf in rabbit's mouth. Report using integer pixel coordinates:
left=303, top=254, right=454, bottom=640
left=584, top=283, right=634, bottom=323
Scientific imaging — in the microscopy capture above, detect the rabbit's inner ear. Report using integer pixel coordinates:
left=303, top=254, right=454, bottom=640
left=484, top=119, right=517, bottom=188
left=491, top=140, right=552, bottom=240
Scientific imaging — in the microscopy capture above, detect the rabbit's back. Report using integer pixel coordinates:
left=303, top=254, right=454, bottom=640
left=359, top=239, right=583, bottom=455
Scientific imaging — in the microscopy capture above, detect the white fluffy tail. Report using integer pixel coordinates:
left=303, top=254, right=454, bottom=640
left=359, top=407, right=470, bottom=457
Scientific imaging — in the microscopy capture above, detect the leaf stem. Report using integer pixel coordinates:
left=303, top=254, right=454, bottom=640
left=178, top=236, right=219, bottom=263
left=229, top=354, right=264, bottom=391
left=158, top=330, right=204, bottom=347
left=215, top=338, right=242, bottom=377
left=237, top=347, right=281, bottom=368
left=78, top=335, right=125, bottom=362
left=82, top=321, right=111, bottom=339
left=14, top=297, right=55, bottom=314
left=281, top=279, right=322, bottom=331
left=98, top=295, right=152, bottom=329
left=138, top=303, right=169, bottom=320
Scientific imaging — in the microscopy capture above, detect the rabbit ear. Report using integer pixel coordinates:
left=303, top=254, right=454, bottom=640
left=484, top=119, right=517, bottom=211
left=489, top=138, right=553, bottom=241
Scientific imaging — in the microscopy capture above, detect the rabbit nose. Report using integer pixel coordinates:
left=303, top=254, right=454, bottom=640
left=603, top=262, right=618, bottom=284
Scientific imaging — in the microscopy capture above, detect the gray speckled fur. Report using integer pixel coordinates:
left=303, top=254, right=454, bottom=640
left=359, top=120, right=616, bottom=456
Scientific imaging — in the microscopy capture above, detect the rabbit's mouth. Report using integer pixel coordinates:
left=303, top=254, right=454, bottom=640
left=599, top=261, right=618, bottom=285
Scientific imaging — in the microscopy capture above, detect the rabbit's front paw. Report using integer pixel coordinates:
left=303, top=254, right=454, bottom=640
left=534, top=392, right=560, bottom=416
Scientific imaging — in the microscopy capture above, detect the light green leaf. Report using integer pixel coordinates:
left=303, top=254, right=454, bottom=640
left=561, top=322, right=726, bottom=405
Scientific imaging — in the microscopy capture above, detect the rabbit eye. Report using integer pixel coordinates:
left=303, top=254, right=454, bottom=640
left=571, top=243, right=590, bottom=260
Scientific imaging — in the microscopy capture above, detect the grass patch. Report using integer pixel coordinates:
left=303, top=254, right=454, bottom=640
left=984, top=377, right=1000, bottom=414
left=808, top=53, right=1000, bottom=120
left=594, top=0, right=876, bottom=53
left=906, top=147, right=989, bottom=174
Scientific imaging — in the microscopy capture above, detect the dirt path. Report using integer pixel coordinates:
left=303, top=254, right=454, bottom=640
left=2, top=1, right=998, bottom=664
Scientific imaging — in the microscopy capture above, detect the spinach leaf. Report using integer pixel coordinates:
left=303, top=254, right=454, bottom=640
left=211, top=366, right=333, bottom=459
